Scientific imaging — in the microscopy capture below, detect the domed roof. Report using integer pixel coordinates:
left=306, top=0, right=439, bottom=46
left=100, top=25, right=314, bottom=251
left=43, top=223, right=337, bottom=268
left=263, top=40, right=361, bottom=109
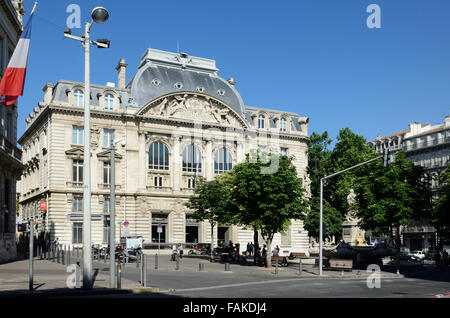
left=129, top=49, right=245, bottom=117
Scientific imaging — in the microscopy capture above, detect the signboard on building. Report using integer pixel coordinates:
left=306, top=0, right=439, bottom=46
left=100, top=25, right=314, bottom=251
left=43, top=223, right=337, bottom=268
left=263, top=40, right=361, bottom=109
left=40, top=201, right=47, bottom=210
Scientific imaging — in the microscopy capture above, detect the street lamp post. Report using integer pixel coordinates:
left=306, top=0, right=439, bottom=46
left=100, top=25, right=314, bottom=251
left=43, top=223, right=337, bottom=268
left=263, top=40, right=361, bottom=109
left=63, top=7, right=110, bottom=289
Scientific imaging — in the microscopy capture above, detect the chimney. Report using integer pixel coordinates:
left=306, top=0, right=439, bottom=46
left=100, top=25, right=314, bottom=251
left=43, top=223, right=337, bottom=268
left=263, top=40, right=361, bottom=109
left=116, top=59, right=128, bottom=89
left=42, top=82, right=54, bottom=105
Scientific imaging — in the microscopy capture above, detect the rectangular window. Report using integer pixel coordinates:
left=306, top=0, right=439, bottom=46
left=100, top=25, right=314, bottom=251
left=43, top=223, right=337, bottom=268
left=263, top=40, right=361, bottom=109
left=280, top=147, right=288, bottom=156
left=154, top=176, right=163, bottom=187
left=6, top=113, right=12, bottom=142
left=104, top=196, right=110, bottom=214
left=73, top=160, right=83, bottom=182
left=72, top=223, right=83, bottom=244
left=73, top=196, right=83, bottom=212
left=281, top=228, right=291, bottom=246
left=72, top=127, right=84, bottom=145
left=187, top=178, right=195, bottom=189
left=103, top=162, right=111, bottom=184
left=103, top=217, right=110, bottom=243
left=103, top=129, right=114, bottom=147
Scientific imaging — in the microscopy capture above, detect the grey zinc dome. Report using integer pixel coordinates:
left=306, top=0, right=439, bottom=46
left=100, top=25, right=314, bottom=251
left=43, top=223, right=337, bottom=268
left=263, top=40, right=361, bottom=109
left=129, top=49, right=245, bottom=117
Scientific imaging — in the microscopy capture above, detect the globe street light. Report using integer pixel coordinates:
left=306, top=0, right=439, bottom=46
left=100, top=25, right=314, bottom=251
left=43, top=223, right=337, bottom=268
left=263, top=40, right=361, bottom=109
left=64, top=7, right=110, bottom=290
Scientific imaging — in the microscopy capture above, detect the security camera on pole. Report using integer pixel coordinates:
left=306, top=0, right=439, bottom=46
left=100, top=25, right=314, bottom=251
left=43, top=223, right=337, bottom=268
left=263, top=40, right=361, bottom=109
left=63, top=6, right=110, bottom=290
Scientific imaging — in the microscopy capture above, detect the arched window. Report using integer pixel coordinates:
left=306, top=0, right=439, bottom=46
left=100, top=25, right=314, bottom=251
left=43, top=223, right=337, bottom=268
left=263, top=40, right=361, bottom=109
left=280, top=117, right=287, bottom=132
left=104, top=94, right=114, bottom=110
left=258, top=114, right=265, bottom=129
left=182, top=144, right=202, bottom=173
left=214, top=148, right=232, bottom=174
left=148, top=142, right=169, bottom=170
left=74, top=89, right=84, bottom=107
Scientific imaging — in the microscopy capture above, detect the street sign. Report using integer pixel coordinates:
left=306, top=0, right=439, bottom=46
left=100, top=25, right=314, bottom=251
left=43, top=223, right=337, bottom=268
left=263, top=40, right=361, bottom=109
left=40, top=201, right=47, bottom=210
left=157, top=223, right=162, bottom=233
left=123, top=220, right=129, bottom=227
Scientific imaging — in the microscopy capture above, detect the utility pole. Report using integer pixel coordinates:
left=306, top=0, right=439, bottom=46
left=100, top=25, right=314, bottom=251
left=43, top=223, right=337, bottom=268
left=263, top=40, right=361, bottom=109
left=109, top=133, right=116, bottom=288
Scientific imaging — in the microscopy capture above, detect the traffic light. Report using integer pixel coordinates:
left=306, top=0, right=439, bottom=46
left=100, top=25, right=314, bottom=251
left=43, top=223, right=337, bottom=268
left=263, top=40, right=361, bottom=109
left=17, top=223, right=27, bottom=232
left=382, top=148, right=390, bottom=168
left=323, top=223, right=329, bottom=238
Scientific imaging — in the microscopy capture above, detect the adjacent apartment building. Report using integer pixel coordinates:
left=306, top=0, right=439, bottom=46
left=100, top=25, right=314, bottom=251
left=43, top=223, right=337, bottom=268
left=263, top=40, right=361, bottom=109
left=18, top=49, right=311, bottom=256
left=368, top=116, right=450, bottom=251
left=0, top=0, right=24, bottom=263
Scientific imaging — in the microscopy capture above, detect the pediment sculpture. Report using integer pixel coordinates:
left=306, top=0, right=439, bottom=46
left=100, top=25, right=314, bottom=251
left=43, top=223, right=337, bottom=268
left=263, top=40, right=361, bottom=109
left=144, top=94, right=242, bottom=127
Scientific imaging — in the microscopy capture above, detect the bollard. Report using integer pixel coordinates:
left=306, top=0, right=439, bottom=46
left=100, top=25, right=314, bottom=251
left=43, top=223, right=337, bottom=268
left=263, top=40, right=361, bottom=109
left=225, top=263, right=230, bottom=271
left=199, top=263, right=205, bottom=272
left=299, top=258, right=303, bottom=276
left=143, top=255, right=147, bottom=287
left=117, top=263, right=122, bottom=289
left=39, top=245, right=43, bottom=260
left=61, top=246, right=65, bottom=265
left=76, top=262, right=81, bottom=289
left=155, top=254, right=158, bottom=270
left=140, top=255, right=143, bottom=285
left=175, top=254, right=180, bottom=270
left=56, top=247, right=60, bottom=264
left=341, top=270, right=344, bottom=277
left=275, top=257, right=279, bottom=275
left=68, top=246, right=71, bottom=265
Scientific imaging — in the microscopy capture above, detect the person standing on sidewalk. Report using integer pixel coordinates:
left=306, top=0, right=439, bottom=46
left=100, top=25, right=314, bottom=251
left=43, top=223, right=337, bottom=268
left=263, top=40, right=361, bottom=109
left=177, top=243, right=184, bottom=259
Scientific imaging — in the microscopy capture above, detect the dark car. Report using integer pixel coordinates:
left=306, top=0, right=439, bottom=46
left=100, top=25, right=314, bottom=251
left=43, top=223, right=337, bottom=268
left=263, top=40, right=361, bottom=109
left=426, top=250, right=441, bottom=260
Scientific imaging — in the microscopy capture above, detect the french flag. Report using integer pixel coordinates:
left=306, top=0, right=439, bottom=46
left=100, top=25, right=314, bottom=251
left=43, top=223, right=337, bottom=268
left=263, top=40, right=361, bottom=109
left=0, top=11, right=34, bottom=106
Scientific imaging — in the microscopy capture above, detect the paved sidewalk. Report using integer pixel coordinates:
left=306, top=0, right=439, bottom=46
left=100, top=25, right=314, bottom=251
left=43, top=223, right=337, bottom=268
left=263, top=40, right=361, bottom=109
left=0, top=258, right=140, bottom=296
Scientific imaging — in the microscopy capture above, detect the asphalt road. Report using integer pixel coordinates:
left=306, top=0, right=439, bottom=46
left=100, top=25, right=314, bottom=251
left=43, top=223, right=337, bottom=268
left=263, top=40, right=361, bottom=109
left=92, top=255, right=450, bottom=298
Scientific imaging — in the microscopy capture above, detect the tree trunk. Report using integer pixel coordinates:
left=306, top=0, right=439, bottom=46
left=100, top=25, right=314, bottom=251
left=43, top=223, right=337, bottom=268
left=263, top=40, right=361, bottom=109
left=395, top=225, right=401, bottom=273
left=253, top=228, right=259, bottom=264
left=210, top=221, right=215, bottom=262
left=265, top=238, right=272, bottom=268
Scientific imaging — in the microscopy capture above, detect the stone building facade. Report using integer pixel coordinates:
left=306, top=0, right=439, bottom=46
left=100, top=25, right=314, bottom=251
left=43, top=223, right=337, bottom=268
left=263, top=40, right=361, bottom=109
left=368, top=116, right=450, bottom=251
left=0, top=0, right=24, bottom=263
left=18, top=49, right=311, bottom=255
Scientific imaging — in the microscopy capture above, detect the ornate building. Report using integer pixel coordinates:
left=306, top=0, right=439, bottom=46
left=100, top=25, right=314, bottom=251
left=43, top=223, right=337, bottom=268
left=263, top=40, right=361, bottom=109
left=368, top=116, right=450, bottom=251
left=0, top=0, right=24, bottom=263
left=18, top=49, right=310, bottom=255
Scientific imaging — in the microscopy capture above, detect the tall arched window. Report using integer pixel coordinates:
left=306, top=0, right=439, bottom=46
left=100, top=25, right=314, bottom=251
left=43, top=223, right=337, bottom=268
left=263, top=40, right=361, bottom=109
left=280, top=117, right=287, bottom=132
left=74, top=89, right=84, bottom=107
left=148, top=142, right=169, bottom=170
left=214, top=148, right=232, bottom=174
left=258, top=114, right=265, bottom=129
left=182, top=144, right=202, bottom=173
left=104, top=94, right=114, bottom=110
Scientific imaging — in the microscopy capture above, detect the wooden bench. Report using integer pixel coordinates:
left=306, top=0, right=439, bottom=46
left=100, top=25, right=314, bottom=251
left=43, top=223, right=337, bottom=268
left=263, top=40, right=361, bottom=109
left=271, top=256, right=288, bottom=267
left=290, top=252, right=307, bottom=259
left=327, top=258, right=353, bottom=271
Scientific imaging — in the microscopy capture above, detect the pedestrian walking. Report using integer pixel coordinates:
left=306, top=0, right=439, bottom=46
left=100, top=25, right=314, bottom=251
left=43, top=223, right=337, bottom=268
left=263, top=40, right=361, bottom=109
left=249, top=242, right=254, bottom=256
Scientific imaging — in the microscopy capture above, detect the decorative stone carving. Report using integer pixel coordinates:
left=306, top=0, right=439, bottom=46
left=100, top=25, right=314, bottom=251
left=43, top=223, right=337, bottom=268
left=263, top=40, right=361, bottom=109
left=144, top=94, right=242, bottom=127
left=345, top=189, right=356, bottom=223
left=91, top=128, right=100, bottom=149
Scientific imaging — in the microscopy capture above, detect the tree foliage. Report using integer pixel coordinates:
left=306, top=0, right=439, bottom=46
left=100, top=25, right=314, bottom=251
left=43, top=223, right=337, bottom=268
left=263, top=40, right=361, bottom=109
left=432, top=167, right=450, bottom=238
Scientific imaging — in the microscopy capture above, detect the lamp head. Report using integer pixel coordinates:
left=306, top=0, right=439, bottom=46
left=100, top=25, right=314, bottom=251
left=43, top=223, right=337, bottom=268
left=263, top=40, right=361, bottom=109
left=92, top=7, right=109, bottom=23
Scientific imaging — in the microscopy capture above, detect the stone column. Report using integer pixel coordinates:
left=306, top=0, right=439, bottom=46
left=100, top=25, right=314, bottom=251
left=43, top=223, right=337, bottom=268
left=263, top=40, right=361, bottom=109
left=205, top=138, right=213, bottom=181
left=172, top=135, right=181, bottom=191
left=138, top=132, right=146, bottom=191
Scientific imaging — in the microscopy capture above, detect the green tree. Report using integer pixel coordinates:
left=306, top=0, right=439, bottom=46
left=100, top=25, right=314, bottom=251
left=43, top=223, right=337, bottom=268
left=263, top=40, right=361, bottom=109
left=432, top=167, right=450, bottom=240
left=354, top=151, right=432, bottom=271
left=303, top=131, right=342, bottom=240
left=230, top=153, right=308, bottom=267
left=185, top=176, right=237, bottom=261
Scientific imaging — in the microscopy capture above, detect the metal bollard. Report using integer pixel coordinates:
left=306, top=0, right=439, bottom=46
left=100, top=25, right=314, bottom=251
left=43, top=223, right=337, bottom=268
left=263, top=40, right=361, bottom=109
left=155, top=254, right=158, bottom=270
left=299, top=258, right=303, bottom=276
left=117, top=263, right=122, bottom=289
left=275, top=257, right=279, bottom=275
left=143, top=255, right=147, bottom=287
left=68, top=246, right=71, bottom=265
left=56, top=247, right=60, bottom=264
left=225, top=263, right=230, bottom=271
left=175, top=254, right=180, bottom=270
left=76, top=262, right=81, bottom=289
left=199, top=263, right=205, bottom=272
left=39, top=245, right=43, bottom=260
left=61, top=246, right=65, bottom=265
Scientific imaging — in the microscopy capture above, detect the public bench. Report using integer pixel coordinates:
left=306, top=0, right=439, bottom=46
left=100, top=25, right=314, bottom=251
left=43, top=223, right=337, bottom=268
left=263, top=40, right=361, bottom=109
left=290, top=252, right=307, bottom=259
left=271, top=256, right=288, bottom=267
left=327, top=258, right=353, bottom=271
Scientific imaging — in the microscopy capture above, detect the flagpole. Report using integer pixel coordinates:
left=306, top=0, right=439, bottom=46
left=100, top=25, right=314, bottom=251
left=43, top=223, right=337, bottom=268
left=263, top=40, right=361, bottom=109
left=31, top=2, right=38, bottom=15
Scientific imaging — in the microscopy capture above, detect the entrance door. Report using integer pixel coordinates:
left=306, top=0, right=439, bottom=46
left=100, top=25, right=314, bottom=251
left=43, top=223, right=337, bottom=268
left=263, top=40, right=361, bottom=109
left=151, top=225, right=166, bottom=243
left=218, top=226, right=230, bottom=245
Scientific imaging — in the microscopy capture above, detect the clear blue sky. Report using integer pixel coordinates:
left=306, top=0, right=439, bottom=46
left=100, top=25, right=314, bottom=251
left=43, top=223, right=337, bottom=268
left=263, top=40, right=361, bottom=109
left=17, top=0, right=450, bottom=144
